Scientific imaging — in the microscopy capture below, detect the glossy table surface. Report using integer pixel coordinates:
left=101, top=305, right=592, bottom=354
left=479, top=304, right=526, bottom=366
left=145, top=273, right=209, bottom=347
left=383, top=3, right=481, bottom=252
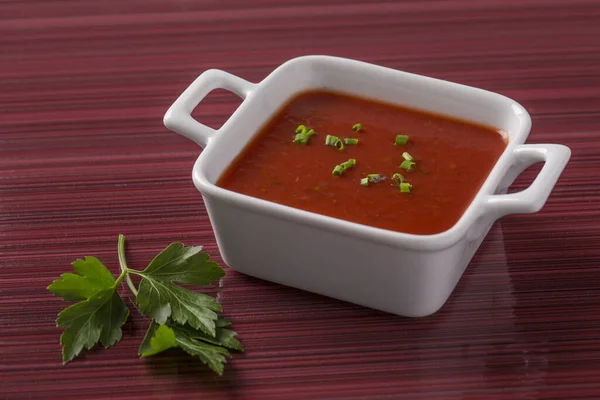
left=2, top=1, right=600, bottom=399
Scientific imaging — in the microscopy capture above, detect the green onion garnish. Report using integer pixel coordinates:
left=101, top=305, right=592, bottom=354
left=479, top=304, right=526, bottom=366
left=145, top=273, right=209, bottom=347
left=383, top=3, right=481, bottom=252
left=368, top=174, right=384, bottom=183
left=352, top=123, right=362, bottom=132
left=332, top=165, right=345, bottom=176
left=325, top=134, right=339, bottom=146
left=392, top=173, right=405, bottom=184
left=332, top=159, right=356, bottom=176
left=343, top=138, right=359, bottom=145
left=293, top=133, right=308, bottom=144
left=395, top=135, right=409, bottom=146
left=341, top=159, right=356, bottom=170
left=325, top=134, right=345, bottom=150
left=296, top=124, right=308, bottom=134
left=399, top=160, right=416, bottom=171
left=293, top=128, right=316, bottom=144
left=400, top=182, right=412, bottom=193
left=332, top=158, right=356, bottom=176
left=402, top=152, right=414, bottom=161
left=360, top=173, right=385, bottom=186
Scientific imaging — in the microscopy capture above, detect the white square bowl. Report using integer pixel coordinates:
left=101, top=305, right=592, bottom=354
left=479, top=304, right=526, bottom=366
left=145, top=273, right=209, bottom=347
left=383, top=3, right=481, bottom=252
left=164, top=56, right=570, bottom=317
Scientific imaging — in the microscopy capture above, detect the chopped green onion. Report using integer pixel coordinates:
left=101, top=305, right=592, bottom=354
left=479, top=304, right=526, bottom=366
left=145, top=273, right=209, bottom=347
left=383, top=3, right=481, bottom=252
left=368, top=174, right=385, bottom=183
left=400, top=182, right=412, bottom=193
left=343, top=138, right=359, bottom=145
left=332, top=165, right=345, bottom=176
left=360, top=173, right=385, bottom=186
left=402, top=152, right=414, bottom=161
left=293, top=128, right=316, bottom=144
left=293, top=133, right=308, bottom=144
left=399, top=160, right=416, bottom=171
left=395, top=135, right=409, bottom=146
left=325, top=134, right=345, bottom=150
left=352, top=123, right=362, bottom=132
left=296, top=124, right=308, bottom=134
left=332, top=159, right=356, bottom=176
left=392, top=173, right=405, bottom=185
left=341, top=159, right=356, bottom=170
left=325, top=134, right=339, bottom=146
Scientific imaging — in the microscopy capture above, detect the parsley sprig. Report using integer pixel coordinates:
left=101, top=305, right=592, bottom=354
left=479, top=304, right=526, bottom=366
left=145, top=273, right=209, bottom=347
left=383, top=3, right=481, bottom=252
left=48, top=234, right=242, bottom=375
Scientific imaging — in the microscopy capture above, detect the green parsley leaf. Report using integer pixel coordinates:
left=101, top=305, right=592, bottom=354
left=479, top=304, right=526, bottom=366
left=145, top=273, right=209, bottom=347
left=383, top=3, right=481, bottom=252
left=139, top=318, right=243, bottom=375
left=141, top=243, right=225, bottom=286
left=138, top=324, right=177, bottom=357
left=48, top=256, right=115, bottom=301
left=132, top=242, right=224, bottom=336
left=176, top=317, right=243, bottom=352
left=136, top=280, right=221, bottom=336
left=56, top=287, right=129, bottom=364
left=49, top=235, right=241, bottom=375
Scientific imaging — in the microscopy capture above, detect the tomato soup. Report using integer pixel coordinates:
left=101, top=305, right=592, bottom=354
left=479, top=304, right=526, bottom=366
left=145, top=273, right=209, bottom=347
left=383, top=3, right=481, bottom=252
left=217, top=90, right=506, bottom=235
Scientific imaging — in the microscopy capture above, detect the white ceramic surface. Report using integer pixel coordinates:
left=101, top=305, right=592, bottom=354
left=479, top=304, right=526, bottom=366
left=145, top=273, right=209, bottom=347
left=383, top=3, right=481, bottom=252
left=164, top=55, right=571, bottom=317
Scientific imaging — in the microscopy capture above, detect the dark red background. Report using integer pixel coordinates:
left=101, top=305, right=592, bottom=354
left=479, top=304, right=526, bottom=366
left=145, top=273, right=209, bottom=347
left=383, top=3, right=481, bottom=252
left=2, top=1, right=599, bottom=399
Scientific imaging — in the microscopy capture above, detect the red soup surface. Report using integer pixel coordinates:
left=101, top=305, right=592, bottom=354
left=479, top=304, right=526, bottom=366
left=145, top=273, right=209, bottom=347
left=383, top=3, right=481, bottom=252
left=217, top=90, right=507, bottom=235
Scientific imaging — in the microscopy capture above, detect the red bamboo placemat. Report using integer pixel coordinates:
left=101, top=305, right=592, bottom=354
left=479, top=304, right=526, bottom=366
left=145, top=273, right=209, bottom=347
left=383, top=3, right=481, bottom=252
left=2, top=1, right=600, bottom=398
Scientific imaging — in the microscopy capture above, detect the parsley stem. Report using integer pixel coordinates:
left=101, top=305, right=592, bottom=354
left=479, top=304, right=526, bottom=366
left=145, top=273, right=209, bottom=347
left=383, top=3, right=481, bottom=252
left=117, top=234, right=129, bottom=272
left=114, top=270, right=126, bottom=286
left=125, top=275, right=138, bottom=297
left=117, top=234, right=139, bottom=296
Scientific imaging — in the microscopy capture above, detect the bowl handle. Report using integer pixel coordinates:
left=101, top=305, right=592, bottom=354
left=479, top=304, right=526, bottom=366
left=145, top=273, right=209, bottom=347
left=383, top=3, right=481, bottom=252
left=483, top=144, right=571, bottom=217
left=163, top=69, right=256, bottom=148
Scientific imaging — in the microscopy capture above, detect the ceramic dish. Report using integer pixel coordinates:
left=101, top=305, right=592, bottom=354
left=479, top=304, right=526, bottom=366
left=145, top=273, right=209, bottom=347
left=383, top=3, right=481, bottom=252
left=164, top=55, right=570, bottom=317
